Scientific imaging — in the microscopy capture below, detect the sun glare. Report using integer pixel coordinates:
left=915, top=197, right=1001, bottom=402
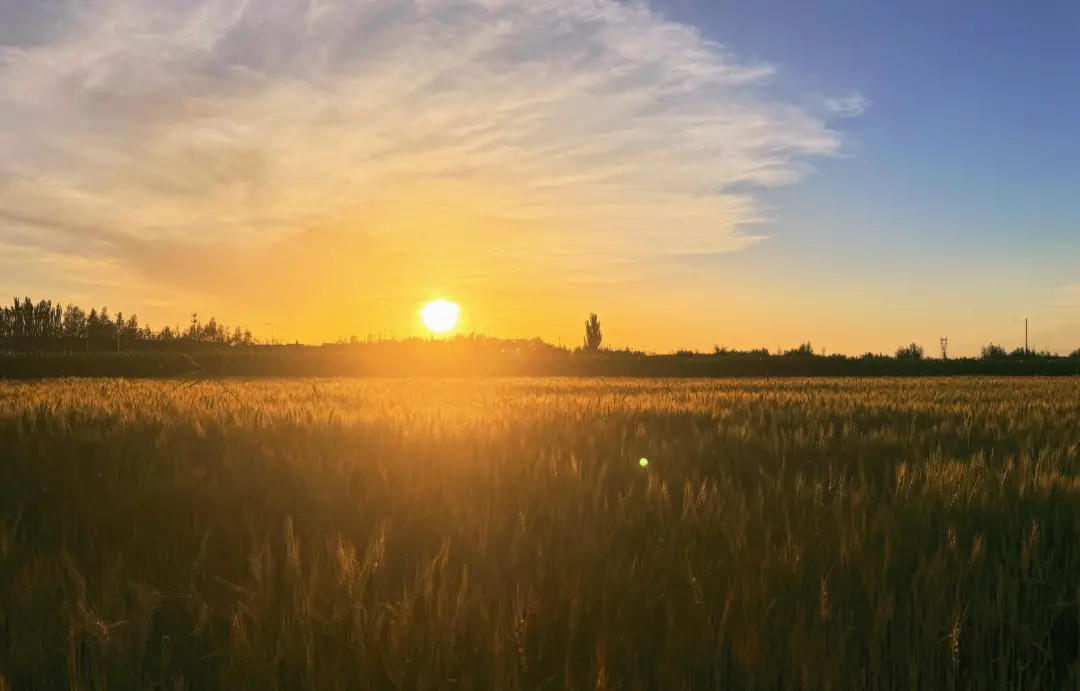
left=421, top=299, right=460, bottom=334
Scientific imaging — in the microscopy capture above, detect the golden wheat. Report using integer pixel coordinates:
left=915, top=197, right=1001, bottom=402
left=1, top=377, right=1078, bottom=689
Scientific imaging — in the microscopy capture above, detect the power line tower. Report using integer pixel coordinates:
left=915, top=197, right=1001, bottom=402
left=940, top=336, right=948, bottom=360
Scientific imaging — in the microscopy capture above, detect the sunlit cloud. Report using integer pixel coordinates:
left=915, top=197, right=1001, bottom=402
left=0, top=0, right=863, bottom=333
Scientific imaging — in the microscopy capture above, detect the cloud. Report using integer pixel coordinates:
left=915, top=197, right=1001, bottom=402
left=0, top=0, right=861, bottom=322
left=822, top=92, right=872, bottom=118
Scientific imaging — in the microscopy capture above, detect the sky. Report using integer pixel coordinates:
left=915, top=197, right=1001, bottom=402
left=0, top=0, right=1077, bottom=355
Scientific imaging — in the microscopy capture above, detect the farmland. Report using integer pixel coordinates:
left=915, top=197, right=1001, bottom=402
left=2, top=377, right=1079, bottom=689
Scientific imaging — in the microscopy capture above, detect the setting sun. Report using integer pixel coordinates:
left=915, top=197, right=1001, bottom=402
left=420, top=299, right=460, bottom=334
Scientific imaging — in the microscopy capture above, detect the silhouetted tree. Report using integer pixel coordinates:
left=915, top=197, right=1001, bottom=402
left=86, top=309, right=103, bottom=340
left=583, top=313, right=603, bottom=352
left=62, top=304, right=87, bottom=338
left=99, top=308, right=117, bottom=340
left=1069, top=348, right=1080, bottom=359
left=22, top=298, right=35, bottom=336
left=895, top=343, right=925, bottom=360
left=980, top=343, right=1007, bottom=359
left=785, top=342, right=816, bottom=357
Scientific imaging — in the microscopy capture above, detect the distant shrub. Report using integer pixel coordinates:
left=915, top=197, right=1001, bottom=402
left=713, top=346, right=769, bottom=357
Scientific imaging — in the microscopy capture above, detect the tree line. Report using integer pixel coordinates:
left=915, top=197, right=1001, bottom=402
left=0, top=297, right=254, bottom=345
left=2, top=299, right=1078, bottom=363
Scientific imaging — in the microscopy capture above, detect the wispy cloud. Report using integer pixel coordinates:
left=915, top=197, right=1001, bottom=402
left=0, top=0, right=863, bottom=329
left=822, top=92, right=872, bottom=118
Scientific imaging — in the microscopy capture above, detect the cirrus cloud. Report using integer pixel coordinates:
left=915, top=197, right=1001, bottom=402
left=0, top=0, right=865, bottom=325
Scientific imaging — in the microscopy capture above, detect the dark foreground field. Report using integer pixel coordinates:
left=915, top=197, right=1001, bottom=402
left=2, top=378, right=1080, bottom=689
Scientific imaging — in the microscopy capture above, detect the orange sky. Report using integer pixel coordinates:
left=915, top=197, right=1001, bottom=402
left=1, top=0, right=1077, bottom=356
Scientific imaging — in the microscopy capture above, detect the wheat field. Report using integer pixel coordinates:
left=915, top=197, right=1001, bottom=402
left=1, top=377, right=1079, bottom=689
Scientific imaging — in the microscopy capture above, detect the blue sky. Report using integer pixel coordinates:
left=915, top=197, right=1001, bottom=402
left=0, top=0, right=1076, bottom=353
left=659, top=0, right=1080, bottom=354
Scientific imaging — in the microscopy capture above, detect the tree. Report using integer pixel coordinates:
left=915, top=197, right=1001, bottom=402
left=895, top=343, right=925, bottom=360
left=22, top=298, right=35, bottom=336
left=99, top=307, right=116, bottom=340
left=203, top=317, right=221, bottom=343
left=785, top=342, right=815, bottom=357
left=11, top=298, right=25, bottom=336
left=62, top=304, right=87, bottom=338
left=87, top=309, right=103, bottom=339
left=980, top=343, right=1007, bottom=359
left=583, top=313, right=603, bottom=352
left=1069, top=348, right=1080, bottom=359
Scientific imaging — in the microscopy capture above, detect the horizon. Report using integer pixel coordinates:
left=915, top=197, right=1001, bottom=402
left=2, top=0, right=1078, bottom=357
left=0, top=293, right=1066, bottom=359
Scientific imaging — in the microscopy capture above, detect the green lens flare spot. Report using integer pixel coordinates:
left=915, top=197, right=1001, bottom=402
left=639, top=458, right=649, bottom=468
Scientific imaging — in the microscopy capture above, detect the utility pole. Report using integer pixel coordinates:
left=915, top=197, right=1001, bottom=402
left=1025, top=318, right=1029, bottom=354
left=940, top=336, right=948, bottom=360
left=265, top=322, right=275, bottom=346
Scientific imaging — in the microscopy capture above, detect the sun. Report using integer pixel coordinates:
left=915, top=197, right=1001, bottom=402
left=420, top=299, right=460, bottom=334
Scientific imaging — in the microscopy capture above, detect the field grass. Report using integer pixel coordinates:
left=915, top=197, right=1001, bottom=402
left=1, top=377, right=1079, bottom=689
